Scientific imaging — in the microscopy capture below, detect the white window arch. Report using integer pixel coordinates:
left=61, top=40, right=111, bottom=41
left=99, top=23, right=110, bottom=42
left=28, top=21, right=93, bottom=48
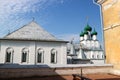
left=37, top=48, right=44, bottom=63
left=5, top=47, right=14, bottom=63
left=51, top=49, right=57, bottom=64
left=21, top=48, right=29, bottom=63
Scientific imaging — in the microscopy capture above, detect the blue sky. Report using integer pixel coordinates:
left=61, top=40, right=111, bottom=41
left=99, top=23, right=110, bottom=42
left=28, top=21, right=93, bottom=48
left=0, top=0, right=103, bottom=43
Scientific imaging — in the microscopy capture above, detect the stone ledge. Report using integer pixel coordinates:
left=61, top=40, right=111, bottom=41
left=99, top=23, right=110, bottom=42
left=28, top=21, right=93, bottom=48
left=0, top=64, right=113, bottom=79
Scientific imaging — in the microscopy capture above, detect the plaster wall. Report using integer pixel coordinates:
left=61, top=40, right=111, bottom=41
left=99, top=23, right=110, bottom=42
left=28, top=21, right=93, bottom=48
left=97, top=0, right=120, bottom=70
left=0, top=40, right=67, bottom=65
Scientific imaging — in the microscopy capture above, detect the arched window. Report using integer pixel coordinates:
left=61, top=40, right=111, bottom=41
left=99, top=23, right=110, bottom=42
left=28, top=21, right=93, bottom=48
left=51, top=49, right=57, bottom=64
left=102, top=54, right=104, bottom=59
left=21, top=48, right=29, bottom=63
left=37, top=48, right=44, bottom=63
left=6, top=47, right=14, bottom=63
left=92, top=55, right=94, bottom=59
left=97, top=55, right=99, bottom=59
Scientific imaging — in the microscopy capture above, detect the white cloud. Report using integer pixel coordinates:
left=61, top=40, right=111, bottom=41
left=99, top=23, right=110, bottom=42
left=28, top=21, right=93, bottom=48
left=0, top=0, right=59, bottom=19
left=0, top=0, right=67, bottom=16
left=0, top=0, right=67, bottom=37
left=56, top=33, right=80, bottom=42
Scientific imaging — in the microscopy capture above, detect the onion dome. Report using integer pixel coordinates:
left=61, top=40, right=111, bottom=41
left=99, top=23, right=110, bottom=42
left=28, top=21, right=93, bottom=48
left=80, top=31, right=84, bottom=37
left=91, top=28, right=97, bottom=36
left=84, top=24, right=92, bottom=32
left=84, top=31, right=88, bottom=35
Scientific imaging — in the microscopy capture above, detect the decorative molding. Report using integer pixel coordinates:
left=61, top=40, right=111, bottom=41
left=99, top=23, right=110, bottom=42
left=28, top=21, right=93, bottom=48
left=104, top=23, right=120, bottom=31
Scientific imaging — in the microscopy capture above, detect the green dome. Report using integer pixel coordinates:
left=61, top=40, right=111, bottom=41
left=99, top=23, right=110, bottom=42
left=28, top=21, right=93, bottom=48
left=84, top=31, right=88, bottom=35
left=91, top=28, right=97, bottom=36
left=80, top=31, right=84, bottom=37
left=84, top=24, right=92, bottom=32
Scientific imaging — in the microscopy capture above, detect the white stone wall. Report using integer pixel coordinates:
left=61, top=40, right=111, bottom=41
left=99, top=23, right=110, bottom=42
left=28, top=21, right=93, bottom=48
left=0, top=40, right=67, bottom=65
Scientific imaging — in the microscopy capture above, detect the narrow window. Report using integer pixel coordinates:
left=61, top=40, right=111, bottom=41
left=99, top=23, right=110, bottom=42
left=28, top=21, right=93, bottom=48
left=6, top=52, right=11, bottom=62
left=51, top=53, right=55, bottom=63
left=37, top=53, right=42, bottom=63
left=21, top=48, right=29, bottom=63
left=37, top=49, right=44, bottom=63
left=6, top=47, right=14, bottom=63
left=22, top=52, right=27, bottom=62
left=97, top=55, right=99, bottom=59
left=51, top=49, right=57, bottom=64
left=92, top=55, right=94, bottom=59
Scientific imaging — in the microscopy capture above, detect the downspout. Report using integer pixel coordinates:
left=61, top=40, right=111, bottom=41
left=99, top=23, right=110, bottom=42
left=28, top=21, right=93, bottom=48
left=93, top=0, right=106, bottom=63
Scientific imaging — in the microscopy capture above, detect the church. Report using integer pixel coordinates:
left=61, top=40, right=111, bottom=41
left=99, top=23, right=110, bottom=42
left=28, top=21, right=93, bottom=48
left=0, top=21, right=68, bottom=66
left=0, top=21, right=105, bottom=66
left=67, top=24, right=105, bottom=64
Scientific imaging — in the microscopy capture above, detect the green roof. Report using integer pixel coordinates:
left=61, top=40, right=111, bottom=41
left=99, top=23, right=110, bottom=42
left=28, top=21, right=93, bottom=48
left=84, top=24, right=92, bottom=32
left=84, top=31, right=88, bottom=35
left=91, top=28, right=97, bottom=36
left=80, top=31, right=84, bottom=37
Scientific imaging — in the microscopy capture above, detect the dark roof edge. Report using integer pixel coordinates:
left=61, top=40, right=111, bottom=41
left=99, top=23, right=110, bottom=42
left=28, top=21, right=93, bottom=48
left=0, top=38, right=68, bottom=43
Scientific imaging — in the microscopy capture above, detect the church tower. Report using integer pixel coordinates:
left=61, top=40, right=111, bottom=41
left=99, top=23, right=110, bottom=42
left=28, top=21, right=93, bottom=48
left=84, top=24, right=92, bottom=40
left=91, top=28, right=97, bottom=40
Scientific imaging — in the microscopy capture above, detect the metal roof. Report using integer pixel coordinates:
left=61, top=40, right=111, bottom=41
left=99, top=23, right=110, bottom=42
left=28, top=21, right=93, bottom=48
left=4, top=21, right=67, bottom=42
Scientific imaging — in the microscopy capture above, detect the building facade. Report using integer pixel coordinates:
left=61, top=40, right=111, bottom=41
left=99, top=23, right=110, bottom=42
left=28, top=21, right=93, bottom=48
left=67, top=24, right=104, bottom=64
left=96, top=0, right=120, bottom=74
left=0, top=21, right=67, bottom=66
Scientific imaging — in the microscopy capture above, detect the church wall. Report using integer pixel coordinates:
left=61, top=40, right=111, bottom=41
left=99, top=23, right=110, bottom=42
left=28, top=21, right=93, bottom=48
left=0, top=40, right=35, bottom=64
left=0, top=40, right=67, bottom=65
left=36, top=42, right=67, bottom=65
left=61, top=43, right=67, bottom=64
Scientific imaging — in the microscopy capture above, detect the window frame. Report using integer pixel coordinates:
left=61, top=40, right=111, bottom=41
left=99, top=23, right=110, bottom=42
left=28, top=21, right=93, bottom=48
left=5, top=47, right=14, bottom=63
left=21, top=48, right=29, bottom=63
left=51, top=49, right=57, bottom=64
left=37, top=48, right=44, bottom=63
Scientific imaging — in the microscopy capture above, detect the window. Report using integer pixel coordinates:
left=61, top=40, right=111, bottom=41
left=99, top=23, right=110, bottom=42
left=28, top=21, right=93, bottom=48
left=21, top=48, right=29, bottom=63
left=97, top=55, right=99, bottom=59
left=22, top=52, right=27, bottom=62
left=92, top=55, right=94, bottom=59
left=6, top=47, right=14, bottom=63
left=37, top=48, right=44, bottom=63
left=51, top=49, right=57, bottom=64
left=6, top=52, right=11, bottom=62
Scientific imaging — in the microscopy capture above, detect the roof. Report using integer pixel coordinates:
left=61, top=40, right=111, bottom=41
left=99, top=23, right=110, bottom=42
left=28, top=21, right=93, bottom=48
left=80, top=31, right=84, bottom=37
left=91, top=28, right=97, bottom=36
left=84, top=24, right=92, bottom=32
left=3, top=21, right=68, bottom=43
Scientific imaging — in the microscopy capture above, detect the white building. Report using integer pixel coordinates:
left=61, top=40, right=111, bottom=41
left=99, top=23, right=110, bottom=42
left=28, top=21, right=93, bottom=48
left=0, top=21, right=67, bottom=66
left=67, top=24, right=105, bottom=64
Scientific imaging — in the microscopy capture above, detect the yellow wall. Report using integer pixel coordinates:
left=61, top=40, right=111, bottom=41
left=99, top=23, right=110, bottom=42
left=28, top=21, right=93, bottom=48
left=98, top=0, right=120, bottom=69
